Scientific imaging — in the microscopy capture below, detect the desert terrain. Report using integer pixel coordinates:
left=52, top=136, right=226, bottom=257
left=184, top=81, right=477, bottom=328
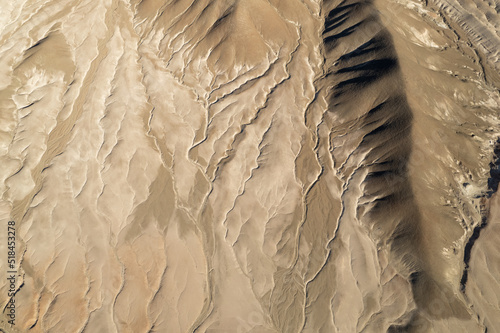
left=1, top=0, right=500, bottom=332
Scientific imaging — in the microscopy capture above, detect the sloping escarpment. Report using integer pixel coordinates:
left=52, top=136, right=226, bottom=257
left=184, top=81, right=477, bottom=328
left=315, top=0, right=500, bottom=331
left=311, top=1, right=421, bottom=331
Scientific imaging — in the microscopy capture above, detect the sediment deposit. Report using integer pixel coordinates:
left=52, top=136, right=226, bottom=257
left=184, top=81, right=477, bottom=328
left=1, top=0, right=500, bottom=332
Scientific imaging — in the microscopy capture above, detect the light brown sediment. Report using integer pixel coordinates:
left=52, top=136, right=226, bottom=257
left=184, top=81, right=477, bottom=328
left=0, top=0, right=500, bottom=332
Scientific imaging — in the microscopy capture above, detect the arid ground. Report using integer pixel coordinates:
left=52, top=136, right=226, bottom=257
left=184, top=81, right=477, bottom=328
left=1, top=0, right=500, bottom=332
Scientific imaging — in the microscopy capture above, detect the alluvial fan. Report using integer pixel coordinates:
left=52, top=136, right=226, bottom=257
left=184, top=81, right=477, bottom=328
left=0, top=0, right=500, bottom=332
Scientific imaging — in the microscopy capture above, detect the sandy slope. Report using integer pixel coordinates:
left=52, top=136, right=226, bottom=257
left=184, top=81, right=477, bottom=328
left=0, top=0, right=499, bottom=332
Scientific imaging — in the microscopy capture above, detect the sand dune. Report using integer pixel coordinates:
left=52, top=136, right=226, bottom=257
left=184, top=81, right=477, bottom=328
left=1, top=0, right=500, bottom=332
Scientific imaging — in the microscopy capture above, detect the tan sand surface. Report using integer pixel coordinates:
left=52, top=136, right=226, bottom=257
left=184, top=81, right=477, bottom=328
left=0, top=0, right=500, bottom=332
